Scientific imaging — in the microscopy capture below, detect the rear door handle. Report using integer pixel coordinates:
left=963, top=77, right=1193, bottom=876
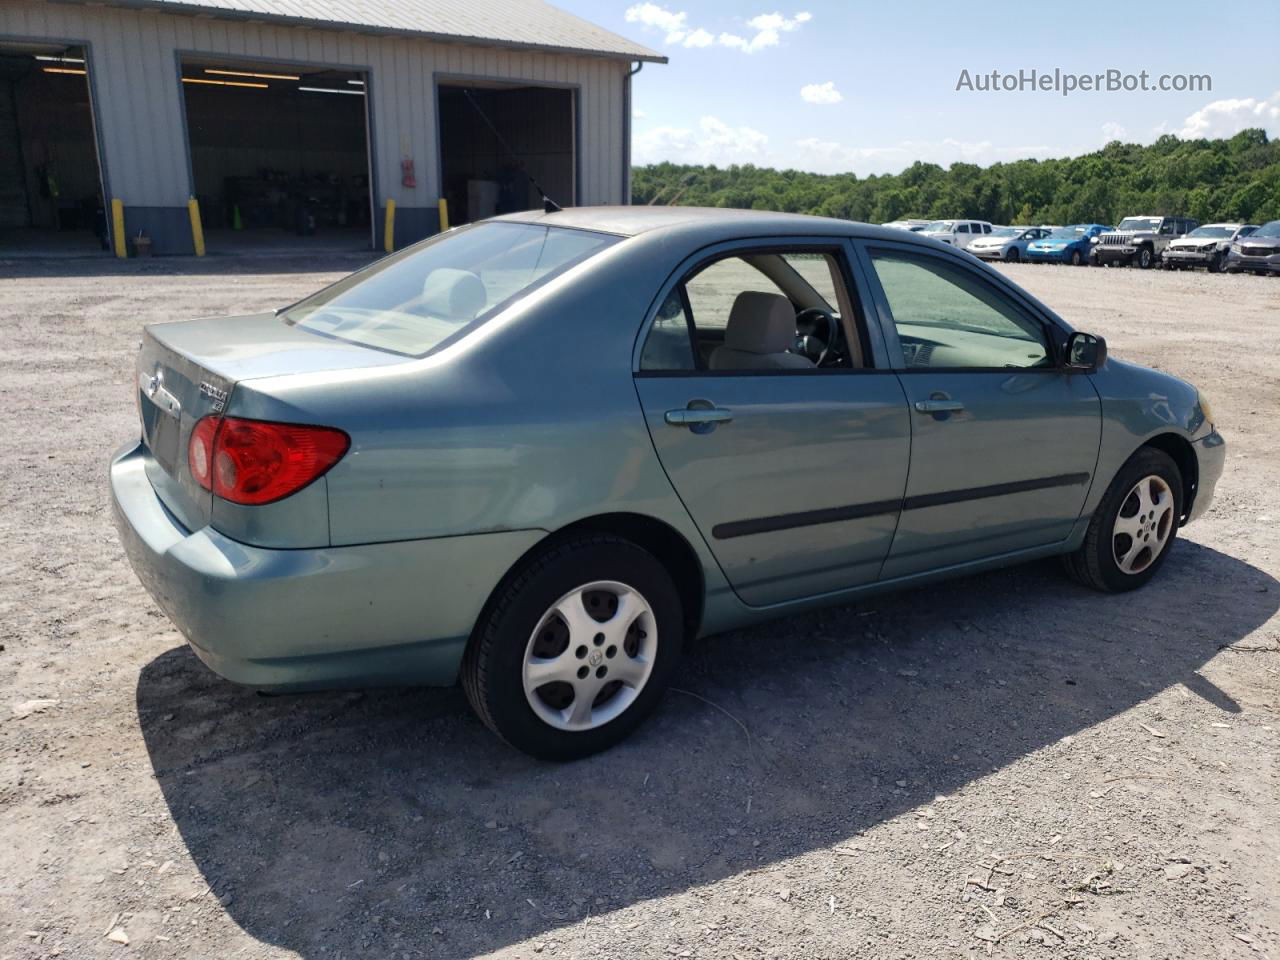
left=914, top=399, right=965, bottom=413
left=665, top=407, right=734, bottom=426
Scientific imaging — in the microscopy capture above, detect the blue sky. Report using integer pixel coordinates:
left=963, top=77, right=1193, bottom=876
left=557, top=0, right=1280, bottom=174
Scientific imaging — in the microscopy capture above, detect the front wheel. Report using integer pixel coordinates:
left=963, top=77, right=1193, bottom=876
left=1209, top=251, right=1225, bottom=273
left=1137, top=247, right=1154, bottom=269
left=1006, top=247, right=1020, bottom=263
left=1070, top=249, right=1083, bottom=266
left=461, top=535, right=684, bottom=760
left=1062, top=448, right=1183, bottom=592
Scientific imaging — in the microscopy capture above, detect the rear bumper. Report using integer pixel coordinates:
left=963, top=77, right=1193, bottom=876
left=1188, top=430, right=1226, bottom=524
left=110, top=442, right=545, bottom=690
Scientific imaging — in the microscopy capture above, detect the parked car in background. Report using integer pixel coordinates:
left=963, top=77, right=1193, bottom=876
left=1162, top=223, right=1258, bottom=272
left=966, top=225, right=1054, bottom=262
left=1026, top=224, right=1111, bottom=266
left=1224, top=220, right=1280, bottom=275
left=920, top=219, right=994, bottom=249
left=1090, top=216, right=1199, bottom=269
left=110, top=208, right=1225, bottom=759
left=882, top=219, right=932, bottom=232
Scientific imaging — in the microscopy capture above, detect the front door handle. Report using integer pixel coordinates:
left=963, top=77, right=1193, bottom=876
left=914, top=399, right=965, bottom=413
left=665, top=406, right=734, bottom=426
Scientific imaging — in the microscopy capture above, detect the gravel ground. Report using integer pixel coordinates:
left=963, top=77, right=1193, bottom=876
left=1, top=254, right=1278, bottom=960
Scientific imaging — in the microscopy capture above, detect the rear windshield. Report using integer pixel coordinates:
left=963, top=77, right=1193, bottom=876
left=282, top=222, right=619, bottom=357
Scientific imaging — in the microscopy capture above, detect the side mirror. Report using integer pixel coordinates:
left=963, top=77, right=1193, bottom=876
left=1065, top=332, right=1107, bottom=372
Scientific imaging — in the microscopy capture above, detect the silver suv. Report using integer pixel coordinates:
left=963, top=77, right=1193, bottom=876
left=1090, top=216, right=1199, bottom=269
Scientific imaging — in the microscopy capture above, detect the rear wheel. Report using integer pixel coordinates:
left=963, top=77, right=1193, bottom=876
left=1062, top=448, right=1182, bottom=592
left=461, top=535, right=683, bottom=760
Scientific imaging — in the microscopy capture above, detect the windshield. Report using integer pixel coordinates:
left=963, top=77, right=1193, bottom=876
left=1117, top=217, right=1161, bottom=232
left=282, top=222, right=618, bottom=357
left=988, top=227, right=1019, bottom=238
left=1253, top=221, right=1280, bottom=238
left=1186, top=226, right=1233, bottom=239
left=923, top=221, right=954, bottom=232
left=1048, top=225, right=1089, bottom=238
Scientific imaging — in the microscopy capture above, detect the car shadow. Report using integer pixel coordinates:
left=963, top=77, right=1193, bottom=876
left=136, top=540, right=1276, bottom=957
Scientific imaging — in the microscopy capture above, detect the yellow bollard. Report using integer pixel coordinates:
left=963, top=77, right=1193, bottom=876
left=187, top=196, right=205, bottom=257
left=111, top=198, right=127, bottom=258
left=383, top=199, right=396, bottom=253
left=438, top=197, right=449, bottom=232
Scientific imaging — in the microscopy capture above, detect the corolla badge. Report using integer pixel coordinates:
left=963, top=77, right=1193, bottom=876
left=199, top=381, right=228, bottom=412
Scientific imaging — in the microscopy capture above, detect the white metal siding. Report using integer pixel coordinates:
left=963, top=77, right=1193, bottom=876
left=0, top=1, right=629, bottom=210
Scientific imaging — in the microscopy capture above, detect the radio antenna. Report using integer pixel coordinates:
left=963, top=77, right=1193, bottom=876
left=462, top=88, right=562, bottom=213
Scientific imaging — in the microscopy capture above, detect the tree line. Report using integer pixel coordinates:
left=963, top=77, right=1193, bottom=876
left=630, top=129, right=1280, bottom=226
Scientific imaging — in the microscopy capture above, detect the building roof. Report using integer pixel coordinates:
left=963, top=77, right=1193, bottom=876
left=76, top=0, right=666, bottom=63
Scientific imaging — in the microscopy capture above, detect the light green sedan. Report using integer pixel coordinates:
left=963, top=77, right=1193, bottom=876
left=111, top=207, right=1224, bottom=759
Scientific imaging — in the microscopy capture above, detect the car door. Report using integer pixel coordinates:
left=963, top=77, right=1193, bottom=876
left=854, top=241, right=1102, bottom=579
left=633, top=239, right=911, bottom=607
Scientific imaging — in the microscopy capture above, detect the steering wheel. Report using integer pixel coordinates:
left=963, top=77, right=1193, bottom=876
left=793, top=306, right=838, bottom=365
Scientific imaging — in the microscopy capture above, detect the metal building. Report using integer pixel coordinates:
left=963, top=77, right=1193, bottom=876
left=0, top=0, right=662, bottom=256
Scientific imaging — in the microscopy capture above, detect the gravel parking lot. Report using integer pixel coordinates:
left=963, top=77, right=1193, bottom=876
left=1, top=254, right=1278, bottom=960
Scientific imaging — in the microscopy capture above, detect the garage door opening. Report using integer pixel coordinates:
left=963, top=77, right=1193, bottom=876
left=180, top=57, right=374, bottom=253
left=438, top=81, right=575, bottom=225
left=0, top=42, right=108, bottom=257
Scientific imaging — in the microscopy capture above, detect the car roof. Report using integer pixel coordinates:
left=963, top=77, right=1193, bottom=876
left=491, top=205, right=941, bottom=245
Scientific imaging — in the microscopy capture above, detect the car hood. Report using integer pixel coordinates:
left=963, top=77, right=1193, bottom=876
left=1238, top=236, right=1280, bottom=251
left=1169, top=237, right=1221, bottom=249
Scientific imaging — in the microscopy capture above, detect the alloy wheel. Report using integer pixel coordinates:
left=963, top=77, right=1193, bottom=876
left=1112, top=475, right=1175, bottom=575
left=522, top=580, right=657, bottom=731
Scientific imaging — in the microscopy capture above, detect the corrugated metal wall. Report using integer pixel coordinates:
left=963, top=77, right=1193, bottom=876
left=0, top=0, right=628, bottom=213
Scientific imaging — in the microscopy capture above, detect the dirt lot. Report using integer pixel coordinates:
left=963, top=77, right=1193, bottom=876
left=1, top=254, right=1278, bottom=960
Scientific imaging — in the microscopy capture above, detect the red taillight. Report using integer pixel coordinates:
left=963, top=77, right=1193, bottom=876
left=187, top=416, right=349, bottom=505
left=188, top=416, right=218, bottom=489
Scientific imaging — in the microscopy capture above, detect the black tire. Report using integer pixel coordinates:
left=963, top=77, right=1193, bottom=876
left=1006, top=247, right=1020, bottom=263
left=1137, top=246, right=1154, bottom=269
left=1070, top=249, right=1083, bottom=266
left=461, top=535, right=684, bottom=760
left=1062, top=447, right=1183, bottom=593
left=1209, top=251, right=1225, bottom=273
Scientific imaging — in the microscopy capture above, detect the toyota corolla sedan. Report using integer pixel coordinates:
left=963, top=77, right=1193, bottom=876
left=111, top=207, right=1225, bottom=760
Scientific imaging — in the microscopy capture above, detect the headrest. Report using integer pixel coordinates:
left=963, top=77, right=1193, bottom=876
left=724, top=291, right=795, bottom=355
left=421, top=268, right=486, bottom=320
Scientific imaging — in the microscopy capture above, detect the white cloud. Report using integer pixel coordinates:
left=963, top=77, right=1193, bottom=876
left=1175, top=89, right=1280, bottom=139
left=793, top=136, right=1059, bottom=176
left=683, top=27, right=714, bottom=48
left=1100, top=121, right=1127, bottom=142
left=634, top=115, right=771, bottom=166
left=623, top=4, right=810, bottom=54
left=800, top=81, right=842, bottom=105
left=624, top=2, right=688, bottom=43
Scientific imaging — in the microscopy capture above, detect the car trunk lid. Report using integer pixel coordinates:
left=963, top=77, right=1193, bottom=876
left=136, top=312, right=406, bottom=532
